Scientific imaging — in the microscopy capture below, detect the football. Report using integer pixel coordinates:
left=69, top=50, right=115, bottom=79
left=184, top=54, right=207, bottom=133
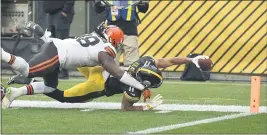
left=198, top=58, right=213, bottom=71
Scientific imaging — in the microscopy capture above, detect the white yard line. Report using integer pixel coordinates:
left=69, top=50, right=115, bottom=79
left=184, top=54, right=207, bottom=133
left=128, top=113, right=255, bottom=134
left=9, top=100, right=267, bottom=113
left=155, top=110, right=173, bottom=113
left=80, top=109, right=95, bottom=112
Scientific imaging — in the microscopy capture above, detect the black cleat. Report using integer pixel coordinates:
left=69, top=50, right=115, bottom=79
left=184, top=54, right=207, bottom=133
left=7, top=74, right=36, bottom=85
left=18, top=21, right=45, bottom=37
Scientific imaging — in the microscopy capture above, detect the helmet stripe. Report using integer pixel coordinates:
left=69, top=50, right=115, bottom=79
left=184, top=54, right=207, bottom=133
left=137, top=68, right=163, bottom=81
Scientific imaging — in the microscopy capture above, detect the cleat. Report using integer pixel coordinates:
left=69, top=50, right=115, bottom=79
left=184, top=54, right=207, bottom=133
left=6, top=74, right=18, bottom=85
left=2, top=87, right=20, bottom=109
left=18, top=21, right=45, bottom=37
left=7, top=74, right=36, bottom=85
left=2, top=88, right=12, bottom=109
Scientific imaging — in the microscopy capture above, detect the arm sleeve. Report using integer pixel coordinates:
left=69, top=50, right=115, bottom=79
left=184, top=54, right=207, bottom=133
left=62, top=0, right=75, bottom=14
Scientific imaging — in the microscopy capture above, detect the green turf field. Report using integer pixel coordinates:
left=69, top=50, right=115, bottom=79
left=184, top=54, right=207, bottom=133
left=1, top=79, right=267, bottom=134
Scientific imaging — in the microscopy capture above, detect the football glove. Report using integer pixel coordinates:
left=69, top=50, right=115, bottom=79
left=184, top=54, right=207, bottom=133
left=192, top=55, right=209, bottom=69
left=143, top=94, right=163, bottom=111
left=143, top=89, right=151, bottom=102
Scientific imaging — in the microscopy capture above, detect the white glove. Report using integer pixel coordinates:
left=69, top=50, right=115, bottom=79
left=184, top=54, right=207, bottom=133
left=191, top=55, right=209, bottom=69
left=143, top=94, right=163, bottom=111
left=40, top=29, right=52, bottom=43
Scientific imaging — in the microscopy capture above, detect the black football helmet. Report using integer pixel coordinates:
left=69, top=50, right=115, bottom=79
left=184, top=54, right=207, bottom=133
left=136, top=65, right=163, bottom=88
left=128, top=56, right=156, bottom=77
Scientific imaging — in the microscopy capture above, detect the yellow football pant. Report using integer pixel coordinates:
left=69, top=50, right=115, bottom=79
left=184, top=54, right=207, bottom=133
left=63, top=66, right=106, bottom=99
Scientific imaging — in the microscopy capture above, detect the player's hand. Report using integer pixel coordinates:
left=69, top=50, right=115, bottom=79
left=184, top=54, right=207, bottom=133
left=192, top=55, right=209, bottom=68
left=143, top=89, right=151, bottom=102
left=41, top=29, right=52, bottom=43
left=143, top=94, right=163, bottom=111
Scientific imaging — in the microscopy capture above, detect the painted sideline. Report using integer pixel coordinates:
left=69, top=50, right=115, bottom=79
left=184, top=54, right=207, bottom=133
left=10, top=100, right=267, bottom=113
left=128, top=113, right=255, bottom=134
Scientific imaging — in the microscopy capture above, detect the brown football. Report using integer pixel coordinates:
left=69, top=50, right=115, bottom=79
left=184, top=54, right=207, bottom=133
left=198, top=58, right=213, bottom=71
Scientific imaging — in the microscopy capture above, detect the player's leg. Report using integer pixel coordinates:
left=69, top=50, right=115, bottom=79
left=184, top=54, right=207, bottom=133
left=1, top=41, right=59, bottom=78
left=77, top=67, right=92, bottom=79
left=122, top=35, right=139, bottom=66
left=45, top=67, right=106, bottom=103
left=45, top=81, right=105, bottom=103
left=2, top=70, right=59, bottom=109
left=27, top=42, right=60, bottom=78
left=1, top=48, right=29, bottom=77
left=2, top=43, right=59, bottom=109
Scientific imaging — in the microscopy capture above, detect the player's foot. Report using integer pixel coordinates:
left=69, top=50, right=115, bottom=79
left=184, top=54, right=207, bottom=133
left=19, top=21, right=44, bottom=37
left=7, top=74, right=36, bottom=85
left=2, top=87, right=21, bottom=109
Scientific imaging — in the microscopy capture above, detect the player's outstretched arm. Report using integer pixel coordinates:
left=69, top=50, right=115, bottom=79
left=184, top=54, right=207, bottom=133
left=155, top=55, right=209, bottom=69
left=98, top=52, right=146, bottom=91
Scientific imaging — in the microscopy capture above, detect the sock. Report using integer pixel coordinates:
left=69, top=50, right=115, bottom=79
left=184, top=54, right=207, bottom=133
left=1, top=48, right=12, bottom=63
left=21, top=82, right=55, bottom=95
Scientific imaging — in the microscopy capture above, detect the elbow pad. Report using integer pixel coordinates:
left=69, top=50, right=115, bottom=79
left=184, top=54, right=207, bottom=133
left=120, top=72, right=145, bottom=91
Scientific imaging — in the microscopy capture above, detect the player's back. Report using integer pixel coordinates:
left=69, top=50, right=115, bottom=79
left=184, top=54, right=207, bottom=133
left=53, top=32, right=116, bottom=69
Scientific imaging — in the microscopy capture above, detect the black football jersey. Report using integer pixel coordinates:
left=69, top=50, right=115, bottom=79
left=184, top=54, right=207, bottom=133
left=104, top=77, right=141, bottom=103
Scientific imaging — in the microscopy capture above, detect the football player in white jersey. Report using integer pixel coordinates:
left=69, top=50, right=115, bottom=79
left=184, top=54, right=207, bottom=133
left=1, top=22, right=149, bottom=108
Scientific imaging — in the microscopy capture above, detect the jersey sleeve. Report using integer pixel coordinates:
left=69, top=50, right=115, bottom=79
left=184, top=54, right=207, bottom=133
left=103, top=43, right=117, bottom=58
left=123, top=86, right=141, bottom=103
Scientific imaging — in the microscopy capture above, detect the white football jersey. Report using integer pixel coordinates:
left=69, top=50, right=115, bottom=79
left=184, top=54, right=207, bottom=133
left=52, top=32, right=117, bottom=69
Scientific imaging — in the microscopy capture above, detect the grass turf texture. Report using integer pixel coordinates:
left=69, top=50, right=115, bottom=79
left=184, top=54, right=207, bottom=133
left=1, top=79, right=267, bottom=134
left=159, top=113, right=267, bottom=134
left=2, top=79, right=267, bottom=105
left=2, top=109, right=230, bottom=134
